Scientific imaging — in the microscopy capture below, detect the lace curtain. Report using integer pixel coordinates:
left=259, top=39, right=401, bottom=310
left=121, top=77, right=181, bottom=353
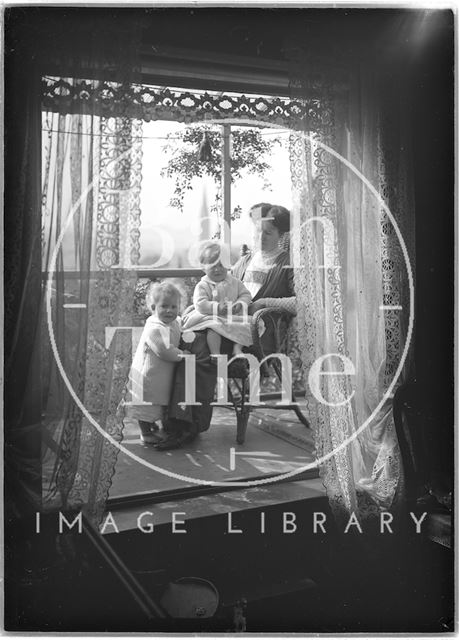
left=4, top=15, right=146, bottom=523
left=288, top=59, right=414, bottom=523
left=35, top=16, right=145, bottom=524
left=41, top=107, right=143, bottom=523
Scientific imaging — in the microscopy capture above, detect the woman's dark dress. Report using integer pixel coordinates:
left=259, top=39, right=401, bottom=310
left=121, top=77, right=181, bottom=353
left=164, top=251, right=294, bottom=439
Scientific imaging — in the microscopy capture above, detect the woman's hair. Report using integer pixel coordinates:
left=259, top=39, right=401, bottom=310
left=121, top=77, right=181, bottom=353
left=199, top=241, right=222, bottom=265
left=249, top=202, right=291, bottom=234
left=265, top=205, right=291, bottom=234
left=150, top=281, right=181, bottom=305
left=248, top=202, right=273, bottom=220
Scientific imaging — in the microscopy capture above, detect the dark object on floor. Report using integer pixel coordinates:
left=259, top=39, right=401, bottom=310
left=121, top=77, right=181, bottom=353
left=160, top=577, right=219, bottom=618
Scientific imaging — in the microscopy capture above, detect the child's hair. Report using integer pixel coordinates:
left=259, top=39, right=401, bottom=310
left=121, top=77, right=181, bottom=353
left=199, top=241, right=222, bottom=266
left=150, top=281, right=181, bottom=306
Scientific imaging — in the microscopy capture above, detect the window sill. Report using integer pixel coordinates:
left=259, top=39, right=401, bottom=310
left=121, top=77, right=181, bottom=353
left=103, top=477, right=326, bottom=534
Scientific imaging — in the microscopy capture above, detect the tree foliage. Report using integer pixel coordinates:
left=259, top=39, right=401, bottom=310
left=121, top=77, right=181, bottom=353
left=161, top=126, right=281, bottom=215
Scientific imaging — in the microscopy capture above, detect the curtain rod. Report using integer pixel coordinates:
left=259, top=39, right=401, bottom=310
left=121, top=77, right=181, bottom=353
left=41, top=126, right=290, bottom=139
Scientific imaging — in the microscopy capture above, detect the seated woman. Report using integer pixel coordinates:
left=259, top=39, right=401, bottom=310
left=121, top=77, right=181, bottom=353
left=157, top=203, right=295, bottom=451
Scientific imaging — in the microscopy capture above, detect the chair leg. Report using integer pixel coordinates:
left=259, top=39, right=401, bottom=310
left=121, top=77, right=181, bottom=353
left=236, top=376, right=250, bottom=444
left=236, top=408, right=250, bottom=445
left=292, top=400, right=310, bottom=428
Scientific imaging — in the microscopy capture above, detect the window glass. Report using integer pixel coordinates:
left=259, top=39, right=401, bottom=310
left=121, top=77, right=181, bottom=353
left=139, top=122, right=293, bottom=268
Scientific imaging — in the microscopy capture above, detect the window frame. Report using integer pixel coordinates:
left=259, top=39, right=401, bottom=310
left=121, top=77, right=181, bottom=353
left=41, top=51, right=318, bottom=512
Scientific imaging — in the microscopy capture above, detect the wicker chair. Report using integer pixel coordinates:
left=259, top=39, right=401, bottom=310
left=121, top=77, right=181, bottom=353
left=180, top=303, right=309, bottom=444
left=226, top=234, right=309, bottom=443
left=226, top=307, right=310, bottom=445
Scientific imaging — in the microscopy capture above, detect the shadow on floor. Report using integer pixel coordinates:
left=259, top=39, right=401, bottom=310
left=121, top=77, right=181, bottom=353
left=109, top=403, right=316, bottom=498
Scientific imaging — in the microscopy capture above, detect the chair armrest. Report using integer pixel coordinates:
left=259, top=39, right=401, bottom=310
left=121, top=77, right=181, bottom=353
left=182, top=304, right=194, bottom=316
left=251, top=307, right=295, bottom=359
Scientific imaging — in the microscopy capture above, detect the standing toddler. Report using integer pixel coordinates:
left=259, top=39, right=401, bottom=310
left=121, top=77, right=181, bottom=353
left=125, top=282, right=183, bottom=444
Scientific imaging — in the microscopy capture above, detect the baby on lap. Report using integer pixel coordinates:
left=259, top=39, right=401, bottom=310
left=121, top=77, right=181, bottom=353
left=182, top=241, right=253, bottom=356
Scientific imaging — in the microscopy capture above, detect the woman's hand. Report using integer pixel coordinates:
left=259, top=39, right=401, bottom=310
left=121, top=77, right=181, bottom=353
left=249, top=299, right=266, bottom=314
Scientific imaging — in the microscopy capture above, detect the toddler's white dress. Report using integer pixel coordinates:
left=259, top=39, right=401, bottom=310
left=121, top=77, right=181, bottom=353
left=123, top=315, right=182, bottom=422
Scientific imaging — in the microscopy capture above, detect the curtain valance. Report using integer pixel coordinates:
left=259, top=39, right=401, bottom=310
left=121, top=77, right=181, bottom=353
left=42, top=76, right=333, bottom=131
